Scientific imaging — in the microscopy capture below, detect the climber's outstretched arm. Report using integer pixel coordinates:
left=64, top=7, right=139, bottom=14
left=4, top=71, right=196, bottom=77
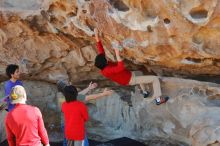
left=94, top=28, right=100, bottom=42
left=78, top=82, right=98, bottom=95
left=113, top=47, right=122, bottom=62
left=94, top=28, right=105, bottom=54
left=85, top=88, right=113, bottom=101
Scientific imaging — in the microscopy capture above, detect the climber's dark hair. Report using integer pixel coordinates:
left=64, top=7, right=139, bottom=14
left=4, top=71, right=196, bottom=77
left=63, top=85, right=78, bottom=103
left=6, top=64, right=19, bottom=78
left=95, top=54, right=107, bottom=70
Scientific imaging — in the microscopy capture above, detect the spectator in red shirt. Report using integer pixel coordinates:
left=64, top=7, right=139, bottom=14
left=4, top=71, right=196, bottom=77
left=61, top=85, right=88, bottom=146
left=58, top=80, right=113, bottom=146
left=94, top=28, right=169, bottom=105
left=5, top=85, right=50, bottom=146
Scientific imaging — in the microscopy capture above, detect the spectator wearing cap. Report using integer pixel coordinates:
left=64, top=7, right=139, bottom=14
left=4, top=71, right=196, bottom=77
left=5, top=85, right=50, bottom=146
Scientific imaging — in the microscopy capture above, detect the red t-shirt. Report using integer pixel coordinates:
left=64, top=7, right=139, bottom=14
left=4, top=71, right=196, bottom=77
left=62, top=101, right=88, bottom=140
left=5, top=104, right=49, bottom=146
left=97, top=41, right=132, bottom=85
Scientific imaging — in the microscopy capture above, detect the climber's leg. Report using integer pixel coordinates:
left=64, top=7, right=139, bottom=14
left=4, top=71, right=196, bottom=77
left=129, top=71, right=150, bottom=98
left=129, top=72, right=162, bottom=99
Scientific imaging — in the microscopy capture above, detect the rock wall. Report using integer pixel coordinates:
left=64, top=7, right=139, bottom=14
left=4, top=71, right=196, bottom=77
left=1, top=0, right=220, bottom=146
left=1, top=0, right=220, bottom=80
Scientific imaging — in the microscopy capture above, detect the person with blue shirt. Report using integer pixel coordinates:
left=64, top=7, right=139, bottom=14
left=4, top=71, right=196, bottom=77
left=3, top=64, right=23, bottom=112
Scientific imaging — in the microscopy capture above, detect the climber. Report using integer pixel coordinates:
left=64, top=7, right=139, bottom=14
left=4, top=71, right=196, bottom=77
left=0, top=64, right=23, bottom=112
left=94, top=28, right=169, bottom=105
left=57, top=80, right=113, bottom=146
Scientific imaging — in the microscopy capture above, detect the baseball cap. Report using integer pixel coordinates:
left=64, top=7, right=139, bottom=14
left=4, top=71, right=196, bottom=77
left=10, top=85, right=27, bottom=104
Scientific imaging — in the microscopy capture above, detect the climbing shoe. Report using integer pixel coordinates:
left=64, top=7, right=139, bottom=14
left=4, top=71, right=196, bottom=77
left=155, top=96, right=169, bottom=105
